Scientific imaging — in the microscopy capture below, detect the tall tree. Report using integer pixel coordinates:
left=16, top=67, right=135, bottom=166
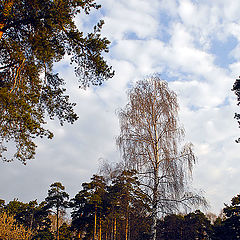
left=85, top=175, right=106, bottom=240
left=71, top=175, right=107, bottom=240
left=71, top=188, right=93, bottom=239
left=232, top=77, right=240, bottom=142
left=107, top=170, right=149, bottom=240
left=83, top=175, right=107, bottom=240
left=117, top=76, right=206, bottom=240
left=0, top=0, right=114, bottom=163
left=99, top=162, right=151, bottom=240
left=45, top=182, right=69, bottom=240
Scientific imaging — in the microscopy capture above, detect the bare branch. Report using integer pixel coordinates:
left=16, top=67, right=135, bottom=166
left=116, top=76, right=205, bottom=240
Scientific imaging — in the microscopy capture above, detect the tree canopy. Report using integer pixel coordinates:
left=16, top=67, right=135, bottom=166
left=5, top=177, right=240, bottom=239
left=45, top=182, right=69, bottom=240
left=212, top=194, right=240, bottom=240
left=0, top=0, right=114, bottom=163
left=117, top=76, right=206, bottom=240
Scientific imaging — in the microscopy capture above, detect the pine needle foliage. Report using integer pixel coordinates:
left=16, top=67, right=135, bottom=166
left=0, top=0, right=114, bottom=163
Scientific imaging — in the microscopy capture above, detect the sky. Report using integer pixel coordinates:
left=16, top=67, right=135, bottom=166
left=1, top=0, right=240, bottom=215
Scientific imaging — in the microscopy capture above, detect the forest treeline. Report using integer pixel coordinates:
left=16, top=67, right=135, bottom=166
left=0, top=169, right=240, bottom=240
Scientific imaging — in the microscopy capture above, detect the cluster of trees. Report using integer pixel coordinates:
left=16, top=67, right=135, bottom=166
left=157, top=193, right=240, bottom=240
left=70, top=170, right=151, bottom=240
left=0, top=170, right=151, bottom=240
left=0, top=182, right=70, bottom=240
left=0, top=72, right=239, bottom=239
left=0, top=73, right=208, bottom=240
left=1, top=178, right=240, bottom=240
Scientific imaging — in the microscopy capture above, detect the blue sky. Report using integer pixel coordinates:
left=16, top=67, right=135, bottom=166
left=1, top=0, right=240, bottom=216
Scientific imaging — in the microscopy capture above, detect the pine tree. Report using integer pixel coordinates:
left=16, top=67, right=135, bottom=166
left=0, top=0, right=114, bottom=163
left=45, top=182, right=69, bottom=240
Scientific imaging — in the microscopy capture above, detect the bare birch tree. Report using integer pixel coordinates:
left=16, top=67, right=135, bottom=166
left=117, top=76, right=206, bottom=240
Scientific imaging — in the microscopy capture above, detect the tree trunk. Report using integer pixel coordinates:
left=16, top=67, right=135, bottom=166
left=30, top=212, right=34, bottom=230
left=57, top=205, right=59, bottom=240
left=113, top=217, right=117, bottom=240
left=78, top=231, right=81, bottom=239
left=94, top=204, right=97, bottom=240
left=99, top=216, right=102, bottom=240
left=151, top=195, right=157, bottom=240
left=128, top=215, right=131, bottom=240
left=151, top=121, right=160, bottom=240
left=151, top=171, right=159, bottom=240
left=111, top=217, right=114, bottom=240
left=125, top=215, right=128, bottom=240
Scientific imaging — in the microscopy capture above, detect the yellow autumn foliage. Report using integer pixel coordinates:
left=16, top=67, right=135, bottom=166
left=0, top=212, right=32, bottom=239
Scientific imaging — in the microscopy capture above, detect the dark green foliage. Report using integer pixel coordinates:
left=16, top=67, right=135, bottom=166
left=107, top=170, right=151, bottom=240
left=32, top=229, right=55, bottom=240
left=129, top=214, right=152, bottom=240
left=157, top=214, right=184, bottom=240
left=0, top=0, right=114, bottom=163
left=128, top=199, right=152, bottom=240
left=45, top=182, right=69, bottom=212
left=232, top=77, right=240, bottom=143
left=70, top=188, right=93, bottom=236
left=59, top=223, right=73, bottom=240
left=30, top=201, right=52, bottom=232
left=157, top=210, right=212, bottom=240
left=70, top=171, right=151, bottom=240
left=212, top=217, right=227, bottom=240
left=183, top=210, right=212, bottom=240
left=45, top=182, right=69, bottom=240
left=5, top=199, right=38, bottom=228
left=0, top=199, right=5, bottom=212
left=212, top=194, right=240, bottom=240
left=71, top=175, right=107, bottom=239
left=4, top=199, right=52, bottom=238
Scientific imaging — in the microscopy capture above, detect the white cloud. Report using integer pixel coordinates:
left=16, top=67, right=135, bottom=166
left=195, top=143, right=211, bottom=156
left=101, top=0, right=159, bottom=41
left=179, top=0, right=197, bottom=25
